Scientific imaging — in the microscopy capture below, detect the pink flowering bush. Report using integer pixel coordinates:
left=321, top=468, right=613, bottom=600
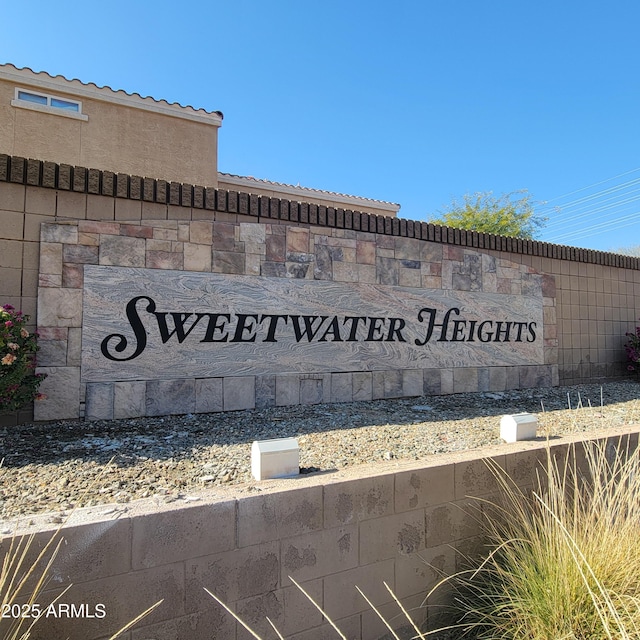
left=624, top=321, right=640, bottom=373
left=0, top=304, right=46, bottom=412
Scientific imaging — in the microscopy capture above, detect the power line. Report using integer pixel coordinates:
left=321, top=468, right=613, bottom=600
left=540, top=167, right=640, bottom=206
left=546, top=209, right=640, bottom=242
left=544, top=191, right=640, bottom=232
left=538, top=178, right=640, bottom=221
left=540, top=168, right=640, bottom=247
left=550, top=212, right=640, bottom=244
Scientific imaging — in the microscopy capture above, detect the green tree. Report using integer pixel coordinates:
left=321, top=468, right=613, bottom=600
left=429, top=190, right=546, bottom=239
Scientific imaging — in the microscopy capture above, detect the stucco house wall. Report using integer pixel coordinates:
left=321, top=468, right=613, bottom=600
left=0, top=64, right=222, bottom=187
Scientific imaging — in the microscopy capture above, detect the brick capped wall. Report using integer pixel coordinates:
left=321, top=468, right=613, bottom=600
left=1, top=154, right=639, bottom=425
left=3, top=154, right=640, bottom=269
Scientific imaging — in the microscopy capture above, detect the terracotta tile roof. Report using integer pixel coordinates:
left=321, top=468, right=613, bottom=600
left=0, top=63, right=223, bottom=119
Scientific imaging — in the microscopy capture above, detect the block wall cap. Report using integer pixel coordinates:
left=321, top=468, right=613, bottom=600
left=2, top=153, right=640, bottom=270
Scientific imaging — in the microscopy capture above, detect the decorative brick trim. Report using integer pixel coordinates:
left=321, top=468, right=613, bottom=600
left=129, top=176, right=142, bottom=200
left=3, top=154, right=639, bottom=269
left=43, top=161, right=56, bottom=188
left=249, top=193, right=259, bottom=217
left=102, top=171, right=115, bottom=197
left=227, top=189, right=237, bottom=213
left=216, top=189, right=228, bottom=212
left=10, top=155, right=26, bottom=183
left=26, top=158, right=41, bottom=185
left=58, top=164, right=72, bottom=190
left=169, top=182, right=180, bottom=206
left=116, top=173, right=128, bottom=198
left=0, top=153, right=8, bottom=181
left=181, top=184, right=193, bottom=208
left=73, top=166, right=87, bottom=192
left=88, top=169, right=101, bottom=194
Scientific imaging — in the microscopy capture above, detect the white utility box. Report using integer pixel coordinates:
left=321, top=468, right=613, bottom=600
left=251, top=438, right=300, bottom=481
left=500, top=413, right=538, bottom=443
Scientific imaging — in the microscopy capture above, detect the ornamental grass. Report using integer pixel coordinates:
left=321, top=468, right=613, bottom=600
left=205, top=436, right=640, bottom=640
left=451, top=438, right=640, bottom=639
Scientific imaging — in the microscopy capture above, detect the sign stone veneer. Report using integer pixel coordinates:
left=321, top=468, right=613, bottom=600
left=35, top=219, right=557, bottom=421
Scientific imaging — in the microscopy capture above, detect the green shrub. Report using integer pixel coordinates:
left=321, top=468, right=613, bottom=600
left=452, top=439, right=640, bottom=639
left=0, top=305, right=46, bottom=413
left=624, top=322, right=640, bottom=373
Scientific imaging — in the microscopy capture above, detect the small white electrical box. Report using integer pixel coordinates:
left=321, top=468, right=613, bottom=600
left=251, top=438, right=300, bottom=481
left=500, top=413, right=538, bottom=443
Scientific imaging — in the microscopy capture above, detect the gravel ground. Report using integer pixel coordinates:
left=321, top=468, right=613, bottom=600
left=1, top=380, right=639, bottom=521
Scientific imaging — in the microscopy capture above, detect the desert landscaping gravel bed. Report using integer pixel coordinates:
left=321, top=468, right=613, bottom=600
left=0, top=380, right=639, bottom=521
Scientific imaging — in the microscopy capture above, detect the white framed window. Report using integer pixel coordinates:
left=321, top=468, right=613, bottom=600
left=11, top=87, right=88, bottom=121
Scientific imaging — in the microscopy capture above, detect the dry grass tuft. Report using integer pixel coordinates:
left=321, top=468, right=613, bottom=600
left=204, top=434, right=640, bottom=639
left=0, top=459, right=163, bottom=640
left=451, top=437, right=640, bottom=639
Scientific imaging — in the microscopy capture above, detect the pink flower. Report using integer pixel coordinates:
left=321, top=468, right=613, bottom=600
left=1, top=353, right=16, bottom=365
left=35, top=393, right=47, bottom=401
left=20, top=328, right=29, bottom=338
left=4, top=321, right=13, bottom=328
left=7, top=342, right=19, bottom=351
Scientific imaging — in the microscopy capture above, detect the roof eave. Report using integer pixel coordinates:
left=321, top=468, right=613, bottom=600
left=219, top=173, right=400, bottom=212
left=0, top=63, right=223, bottom=127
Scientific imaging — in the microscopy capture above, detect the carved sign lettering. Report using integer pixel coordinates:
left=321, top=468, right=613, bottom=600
left=81, top=266, right=544, bottom=382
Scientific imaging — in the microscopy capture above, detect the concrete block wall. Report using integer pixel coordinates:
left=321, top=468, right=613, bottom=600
left=7, top=426, right=636, bottom=640
left=1, top=154, right=640, bottom=424
left=487, top=252, right=640, bottom=384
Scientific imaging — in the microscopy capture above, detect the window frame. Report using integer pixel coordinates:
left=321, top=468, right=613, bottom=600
left=11, top=87, right=88, bottom=121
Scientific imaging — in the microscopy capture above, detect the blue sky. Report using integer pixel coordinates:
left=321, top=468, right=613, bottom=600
left=2, top=1, right=640, bottom=253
